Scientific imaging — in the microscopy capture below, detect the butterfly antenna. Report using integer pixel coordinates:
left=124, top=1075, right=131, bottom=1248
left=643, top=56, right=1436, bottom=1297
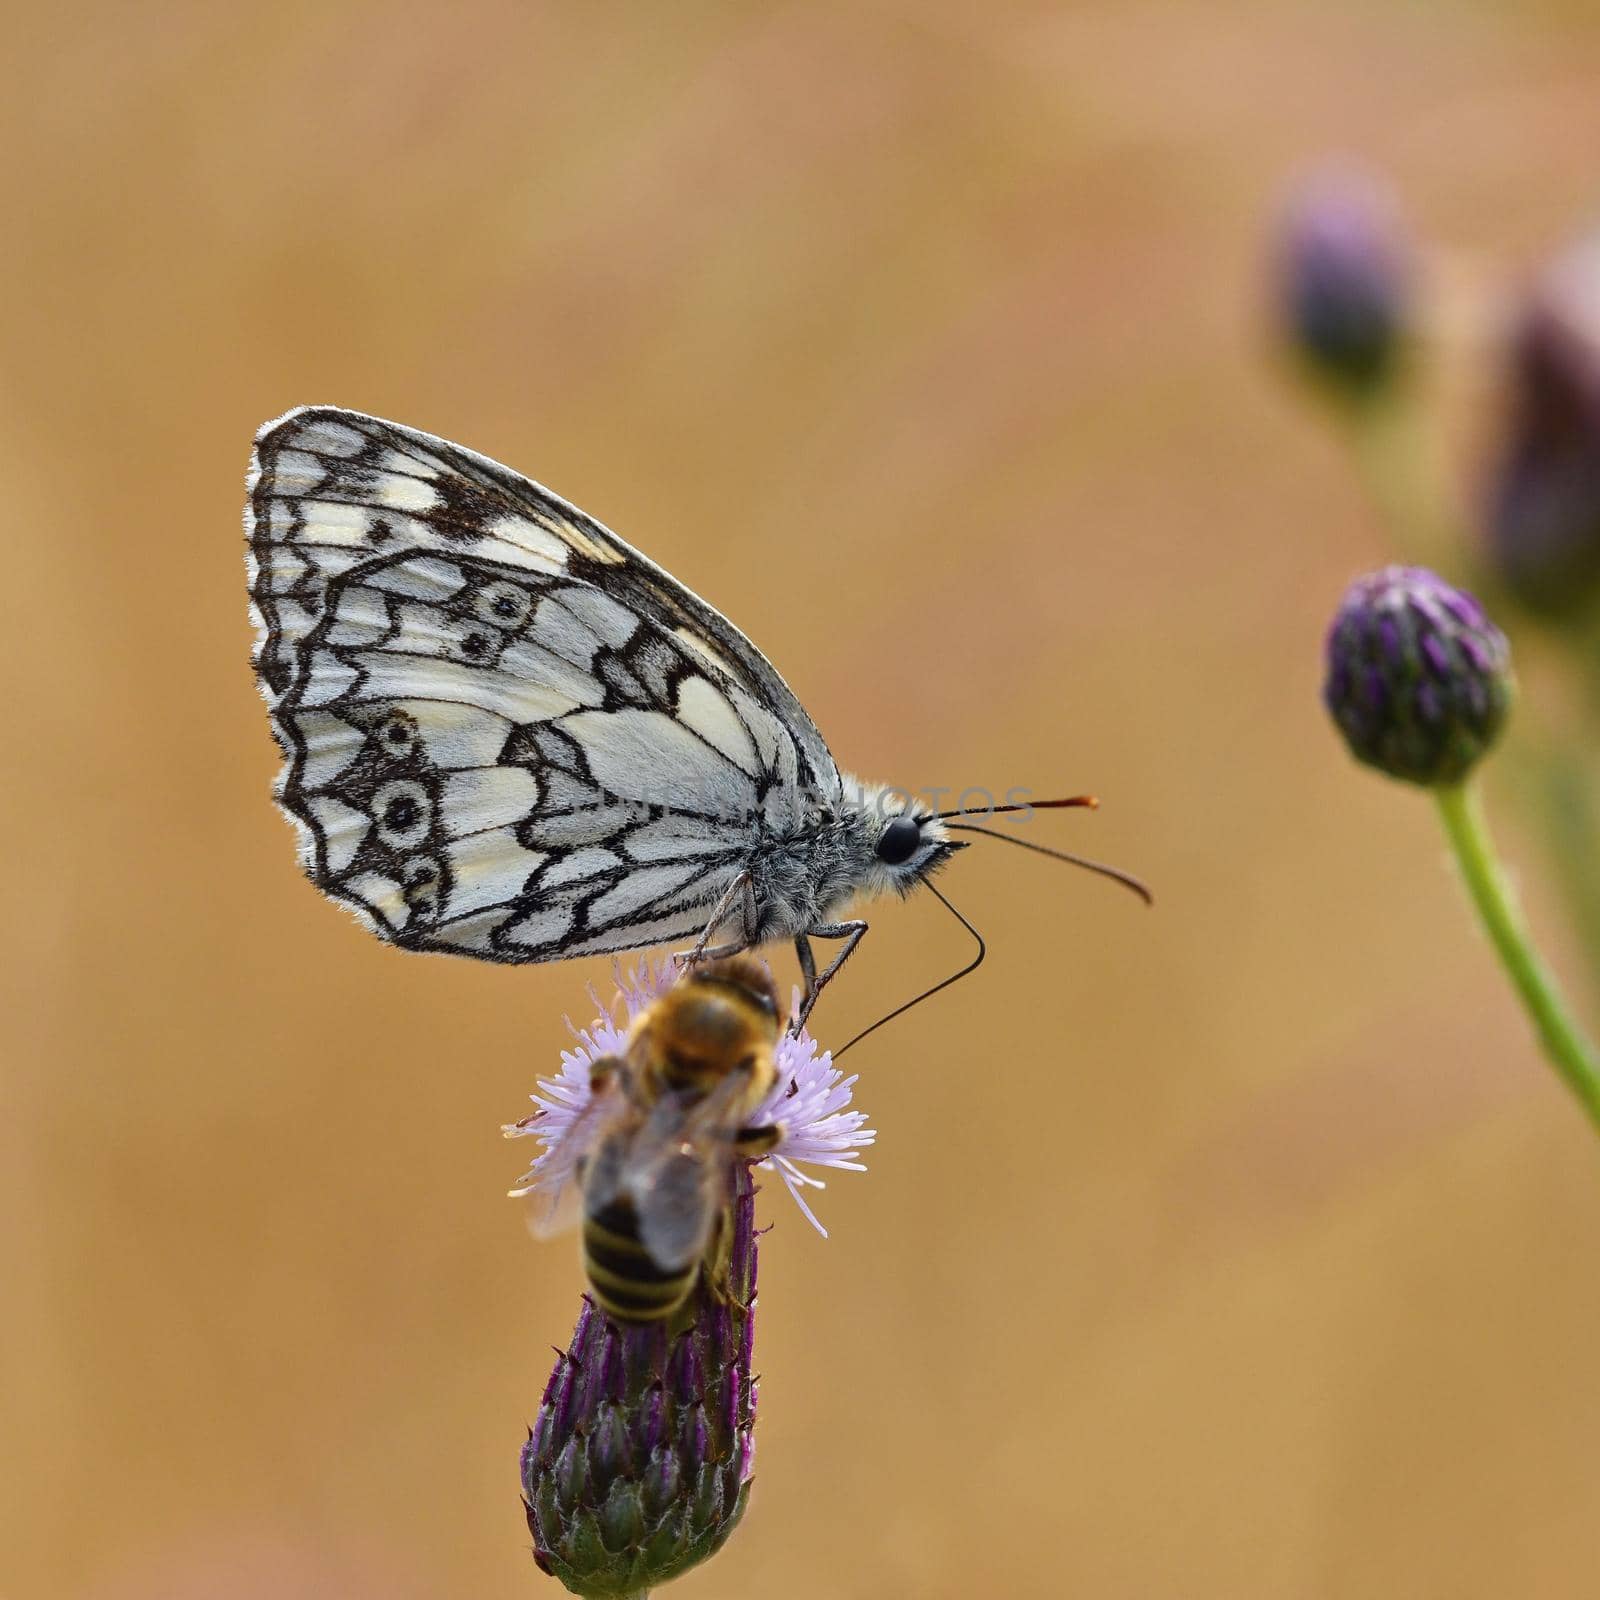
left=935, top=794, right=1098, bottom=819
left=833, top=882, right=985, bottom=1059
left=944, top=822, right=1154, bottom=905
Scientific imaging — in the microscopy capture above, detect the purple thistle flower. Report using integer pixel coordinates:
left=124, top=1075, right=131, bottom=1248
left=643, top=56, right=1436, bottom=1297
left=1276, top=167, right=1414, bottom=398
left=1323, top=566, right=1513, bottom=787
left=1485, top=231, right=1600, bottom=615
left=523, top=1163, right=760, bottom=1598
left=506, top=956, right=874, bottom=1237
left=510, top=960, right=872, bottom=1593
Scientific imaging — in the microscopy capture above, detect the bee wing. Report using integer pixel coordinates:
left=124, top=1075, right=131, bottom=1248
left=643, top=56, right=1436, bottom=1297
left=521, top=1172, right=587, bottom=1242
left=517, top=1057, right=628, bottom=1240
left=632, top=1151, right=724, bottom=1273
left=623, top=1074, right=751, bottom=1271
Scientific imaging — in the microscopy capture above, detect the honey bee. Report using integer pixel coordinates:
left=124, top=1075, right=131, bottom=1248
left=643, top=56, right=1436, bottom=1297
left=553, top=957, right=785, bottom=1324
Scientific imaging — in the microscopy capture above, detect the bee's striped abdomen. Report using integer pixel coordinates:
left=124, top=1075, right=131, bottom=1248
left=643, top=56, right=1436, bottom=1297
left=582, top=1196, right=696, bottom=1324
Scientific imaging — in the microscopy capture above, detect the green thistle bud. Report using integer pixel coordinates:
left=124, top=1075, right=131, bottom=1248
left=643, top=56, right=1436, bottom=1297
left=1323, top=566, right=1513, bottom=786
left=522, top=1167, right=758, bottom=1598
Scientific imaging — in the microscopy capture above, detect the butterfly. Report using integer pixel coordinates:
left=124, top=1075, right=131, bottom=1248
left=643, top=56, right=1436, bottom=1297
left=245, top=407, right=1146, bottom=1041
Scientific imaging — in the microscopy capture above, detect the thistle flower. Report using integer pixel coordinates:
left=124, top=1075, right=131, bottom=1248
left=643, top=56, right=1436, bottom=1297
left=522, top=1164, right=759, bottom=1599
left=512, top=960, right=872, bottom=1596
left=1277, top=168, right=1413, bottom=399
left=1323, top=565, right=1512, bottom=787
left=1485, top=231, right=1600, bottom=615
left=507, top=956, right=875, bottom=1236
left=1320, top=565, right=1600, bottom=1132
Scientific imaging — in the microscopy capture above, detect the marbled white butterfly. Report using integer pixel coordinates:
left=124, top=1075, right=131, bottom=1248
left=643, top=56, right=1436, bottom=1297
left=245, top=408, right=1144, bottom=1038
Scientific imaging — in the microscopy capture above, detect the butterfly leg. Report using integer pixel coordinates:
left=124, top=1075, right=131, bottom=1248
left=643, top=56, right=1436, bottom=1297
left=676, top=872, right=758, bottom=970
left=792, top=919, right=869, bottom=1032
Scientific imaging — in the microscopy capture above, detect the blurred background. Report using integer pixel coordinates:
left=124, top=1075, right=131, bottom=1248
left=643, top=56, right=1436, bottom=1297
left=8, top=3, right=1600, bottom=1596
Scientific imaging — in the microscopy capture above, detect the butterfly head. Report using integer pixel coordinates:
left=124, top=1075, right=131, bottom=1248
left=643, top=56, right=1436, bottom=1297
left=852, top=789, right=966, bottom=899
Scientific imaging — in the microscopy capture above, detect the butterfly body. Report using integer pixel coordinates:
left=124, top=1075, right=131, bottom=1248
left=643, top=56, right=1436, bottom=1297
left=731, top=789, right=878, bottom=937
left=245, top=408, right=958, bottom=1011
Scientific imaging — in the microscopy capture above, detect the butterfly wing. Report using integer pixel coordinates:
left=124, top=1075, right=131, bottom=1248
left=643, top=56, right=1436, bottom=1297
left=246, top=406, right=840, bottom=789
left=245, top=407, right=843, bottom=960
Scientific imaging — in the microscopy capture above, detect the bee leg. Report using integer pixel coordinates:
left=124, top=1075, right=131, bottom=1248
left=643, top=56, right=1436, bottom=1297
left=676, top=872, right=757, bottom=970
left=792, top=919, right=868, bottom=1033
left=700, top=1208, right=738, bottom=1308
left=588, top=1053, right=628, bottom=1097
left=733, top=1122, right=783, bottom=1158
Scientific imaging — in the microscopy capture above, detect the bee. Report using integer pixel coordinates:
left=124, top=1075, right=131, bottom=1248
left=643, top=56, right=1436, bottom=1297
left=561, top=957, right=785, bottom=1325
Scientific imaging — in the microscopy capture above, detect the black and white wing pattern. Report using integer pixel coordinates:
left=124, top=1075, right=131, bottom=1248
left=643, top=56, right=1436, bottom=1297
left=244, top=406, right=841, bottom=962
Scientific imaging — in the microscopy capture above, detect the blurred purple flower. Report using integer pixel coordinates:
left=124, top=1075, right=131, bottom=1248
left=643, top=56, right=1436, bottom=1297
left=1277, top=167, right=1414, bottom=397
left=1323, top=565, right=1512, bottom=786
left=506, top=956, right=874, bottom=1236
left=1486, top=232, right=1600, bottom=615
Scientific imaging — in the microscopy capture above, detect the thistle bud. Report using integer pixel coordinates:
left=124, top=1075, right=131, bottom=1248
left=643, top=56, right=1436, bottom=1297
left=1485, top=232, right=1600, bottom=615
left=522, top=1166, right=758, bottom=1598
left=1323, top=566, right=1513, bottom=787
left=1277, top=169, right=1413, bottom=399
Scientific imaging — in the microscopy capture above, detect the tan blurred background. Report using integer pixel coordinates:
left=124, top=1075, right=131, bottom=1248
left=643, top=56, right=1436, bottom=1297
left=7, top=3, right=1600, bottom=1596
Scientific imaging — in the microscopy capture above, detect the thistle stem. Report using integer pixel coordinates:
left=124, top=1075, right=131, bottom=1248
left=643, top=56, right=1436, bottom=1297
left=1344, top=383, right=1600, bottom=1009
left=1434, top=780, right=1600, bottom=1131
left=1347, top=391, right=1457, bottom=572
left=1531, top=735, right=1600, bottom=980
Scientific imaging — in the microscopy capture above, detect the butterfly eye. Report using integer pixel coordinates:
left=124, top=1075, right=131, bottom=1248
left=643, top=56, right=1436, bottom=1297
left=876, top=816, right=922, bottom=867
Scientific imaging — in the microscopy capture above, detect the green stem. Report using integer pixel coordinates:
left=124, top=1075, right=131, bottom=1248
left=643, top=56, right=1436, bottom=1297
left=1347, top=391, right=1457, bottom=573
left=1434, top=780, right=1600, bottom=1131
left=1531, top=734, right=1600, bottom=972
left=1343, top=381, right=1600, bottom=1009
